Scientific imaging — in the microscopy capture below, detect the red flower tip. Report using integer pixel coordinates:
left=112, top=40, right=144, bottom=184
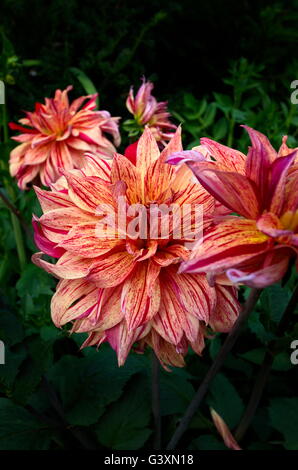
left=124, top=140, right=139, bottom=165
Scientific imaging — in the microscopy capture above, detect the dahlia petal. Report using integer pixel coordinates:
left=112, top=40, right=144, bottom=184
left=210, top=408, right=241, bottom=451
left=105, top=321, right=147, bottom=366
left=200, top=137, right=246, bottom=173
left=51, top=278, right=99, bottom=327
left=269, top=151, right=298, bottom=215
left=226, top=247, right=294, bottom=288
left=32, top=251, right=90, bottom=279
left=121, top=260, right=161, bottom=330
left=136, top=128, right=160, bottom=198
left=58, top=222, right=123, bottom=258
left=209, top=285, right=240, bottom=332
left=111, top=153, right=138, bottom=204
left=64, top=172, right=115, bottom=213
left=192, top=168, right=261, bottom=219
left=165, top=266, right=217, bottom=323
left=32, top=218, right=65, bottom=258
left=256, top=212, right=292, bottom=237
left=34, top=186, right=73, bottom=212
left=159, top=125, right=183, bottom=162
left=87, top=251, right=136, bottom=287
left=81, top=152, right=111, bottom=180
left=181, top=218, right=270, bottom=275
left=153, top=244, right=189, bottom=266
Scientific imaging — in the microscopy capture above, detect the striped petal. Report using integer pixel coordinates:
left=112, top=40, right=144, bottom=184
left=32, top=251, right=90, bottom=279
left=209, top=285, right=240, bottom=332
left=181, top=218, right=270, bottom=275
left=193, top=168, right=261, bottom=219
left=64, top=172, right=115, bottom=213
left=200, top=137, right=246, bottom=173
left=51, top=279, right=101, bottom=327
left=121, top=260, right=161, bottom=330
left=87, top=251, right=136, bottom=287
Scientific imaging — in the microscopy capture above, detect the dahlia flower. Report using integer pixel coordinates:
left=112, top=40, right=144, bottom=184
left=9, top=86, right=121, bottom=189
left=126, top=78, right=177, bottom=144
left=32, top=127, right=239, bottom=367
left=167, top=126, right=298, bottom=288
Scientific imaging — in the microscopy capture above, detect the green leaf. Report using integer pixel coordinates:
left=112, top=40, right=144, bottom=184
left=269, top=398, right=298, bottom=449
left=47, top=347, right=145, bottom=426
left=260, top=283, right=292, bottom=323
left=69, top=67, right=98, bottom=104
left=208, top=373, right=244, bottom=428
left=248, top=308, right=275, bottom=344
left=16, top=265, right=55, bottom=299
left=0, top=398, right=53, bottom=450
left=94, top=376, right=151, bottom=450
left=160, top=368, right=195, bottom=416
left=213, top=117, right=228, bottom=140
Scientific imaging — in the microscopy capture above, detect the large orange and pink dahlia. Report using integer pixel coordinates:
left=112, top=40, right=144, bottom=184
left=9, top=86, right=120, bottom=189
left=32, top=128, right=239, bottom=367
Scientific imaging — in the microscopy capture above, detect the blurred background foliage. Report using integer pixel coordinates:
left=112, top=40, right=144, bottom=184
left=0, top=0, right=298, bottom=450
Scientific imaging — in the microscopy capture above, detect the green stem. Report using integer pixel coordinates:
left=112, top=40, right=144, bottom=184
left=235, top=282, right=298, bottom=441
left=166, top=287, right=262, bottom=450
left=1, top=103, right=27, bottom=271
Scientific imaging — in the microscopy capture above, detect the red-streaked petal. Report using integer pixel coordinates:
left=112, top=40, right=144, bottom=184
left=200, top=137, right=246, bottom=173
left=193, top=168, right=261, bottom=219
left=210, top=408, right=242, bottom=451
left=87, top=251, right=136, bottom=287
left=180, top=218, right=270, bottom=274
left=226, top=246, right=294, bottom=288
left=269, top=151, right=298, bottom=215
left=210, top=285, right=240, bottom=332
left=58, top=223, right=123, bottom=258
left=51, top=279, right=100, bottom=327
left=32, top=251, right=90, bottom=279
left=63, top=172, right=115, bottom=213
left=121, top=260, right=161, bottom=330
left=256, top=212, right=292, bottom=238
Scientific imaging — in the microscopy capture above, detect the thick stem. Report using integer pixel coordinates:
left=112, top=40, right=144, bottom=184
left=166, top=287, right=262, bottom=450
left=152, top=351, right=162, bottom=450
left=235, top=282, right=298, bottom=441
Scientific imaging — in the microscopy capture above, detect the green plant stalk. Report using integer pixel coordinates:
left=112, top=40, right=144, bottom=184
left=235, top=282, right=298, bottom=441
left=1, top=103, right=26, bottom=271
left=166, top=287, right=262, bottom=450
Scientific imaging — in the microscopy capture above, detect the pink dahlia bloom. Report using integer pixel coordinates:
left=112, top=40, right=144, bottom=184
left=9, top=86, right=121, bottom=189
left=32, top=127, right=239, bottom=368
left=126, top=78, right=177, bottom=144
left=167, top=127, right=298, bottom=288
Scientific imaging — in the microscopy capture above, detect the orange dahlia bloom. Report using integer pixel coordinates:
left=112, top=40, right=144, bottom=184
left=9, top=86, right=120, bottom=189
left=168, top=126, right=298, bottom=288
left=126, top=78, right=177, bottom=144
left=32, top=127, right=239, bottom=367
